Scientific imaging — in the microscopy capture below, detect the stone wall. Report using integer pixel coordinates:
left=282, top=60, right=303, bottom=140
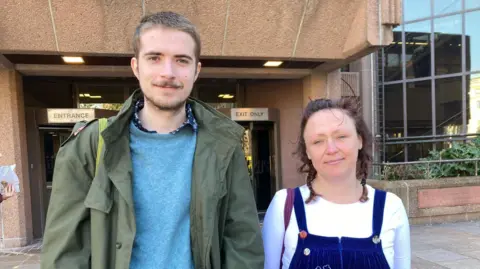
left=369, top=177, right=480, bottom=225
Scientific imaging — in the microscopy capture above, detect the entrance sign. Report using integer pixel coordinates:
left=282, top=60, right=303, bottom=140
left=47, top=109, right=95, bottom=123
left=231, top=108, right=269, bottom=121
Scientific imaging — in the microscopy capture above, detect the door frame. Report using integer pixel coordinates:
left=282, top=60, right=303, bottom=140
left=26, top=108, right=117, bottom=238
left=218, top=108, right=282, bottom=201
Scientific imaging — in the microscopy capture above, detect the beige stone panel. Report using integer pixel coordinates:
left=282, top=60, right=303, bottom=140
left=222, top=0, right=304, bottom=57
left=418, top=186, right=480, bottom=209
left=302, top=69, right=342, bottom=107
left=417, top=204, right=480, bottom=218
left=244, top=80, right=304, bottom=189
left=343, top=0, right=369, bottom=58
left=0, top=70, right=33, bottom=248
left=326, top=69, right=341, bottom=99
left=429, top=213, right=469, bottom=224
left=409, top=216, right=432, bottom=225
left=466, top=212, right=480, bottom=221
left=51, top=0, right=142, bottom=54
left=145, top=0, right=227, bottom=56
left=366, top=0, right=395, bottom=47
left=294, top=0, right=364, bottom=59
left=0, top=0, right=56, bottom=52
left=381, top=0, right=402, bottom=26
left=302, top=69, right=327, bottom=107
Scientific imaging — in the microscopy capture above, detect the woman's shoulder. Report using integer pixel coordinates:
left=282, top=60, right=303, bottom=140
left=368, top=185, right=407, bottom=214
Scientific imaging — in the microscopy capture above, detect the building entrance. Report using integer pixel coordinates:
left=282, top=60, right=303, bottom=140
left=239, top=121, right=277, bottom=212
left=26, top=108, right=117, bottom=238
left=220, top=108, right=281, bottom=215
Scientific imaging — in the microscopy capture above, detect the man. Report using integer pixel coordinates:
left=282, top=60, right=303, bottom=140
left=41, top=11, right=264, bottom=269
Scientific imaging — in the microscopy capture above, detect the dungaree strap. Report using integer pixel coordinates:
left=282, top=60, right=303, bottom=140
left=372, top=189, right=387, bottom=235
left=293, top=187, right=309, bottom=233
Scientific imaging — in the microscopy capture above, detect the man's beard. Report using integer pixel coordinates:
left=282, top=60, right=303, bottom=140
left=143, top=79, right=187, bottom=111
left=144, top=93, right=187, bottom=111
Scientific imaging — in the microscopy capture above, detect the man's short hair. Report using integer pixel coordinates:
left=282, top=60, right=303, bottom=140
left=132, top=11, right=201, bottom=62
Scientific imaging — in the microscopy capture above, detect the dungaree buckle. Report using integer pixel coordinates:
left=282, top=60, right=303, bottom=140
left=372, top=235, right=381, bottom=244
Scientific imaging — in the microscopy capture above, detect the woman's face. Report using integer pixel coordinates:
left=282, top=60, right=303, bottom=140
left=303, top=108, right=363, bottom=181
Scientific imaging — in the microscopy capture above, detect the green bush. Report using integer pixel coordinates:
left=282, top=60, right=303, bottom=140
left=381, top=137, right=480, bottom=180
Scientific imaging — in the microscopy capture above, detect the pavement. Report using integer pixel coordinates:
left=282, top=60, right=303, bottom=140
left=1, top=220, right=479, bottom=268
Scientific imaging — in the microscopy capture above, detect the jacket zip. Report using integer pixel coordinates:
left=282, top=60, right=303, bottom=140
left=338, top=237, right=344, bottom=269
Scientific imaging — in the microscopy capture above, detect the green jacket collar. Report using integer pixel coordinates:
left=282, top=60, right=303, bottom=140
left=102, top=89, right=245, bottom=145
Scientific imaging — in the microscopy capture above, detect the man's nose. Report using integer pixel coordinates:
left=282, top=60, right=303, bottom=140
left=158, top=60, right=175, bottom=78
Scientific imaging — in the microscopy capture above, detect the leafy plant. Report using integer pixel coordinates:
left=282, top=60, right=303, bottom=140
left=381, top=137, right=480, bottom=180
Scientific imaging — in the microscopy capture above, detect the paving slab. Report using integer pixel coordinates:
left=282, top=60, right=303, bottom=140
left=0, top=220, right=478, bottom=268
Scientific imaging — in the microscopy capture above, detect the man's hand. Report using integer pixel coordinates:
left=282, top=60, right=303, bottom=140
left=2, top=183, right=15, bottom=201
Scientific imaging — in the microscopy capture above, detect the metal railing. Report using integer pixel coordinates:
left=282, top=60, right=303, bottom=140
left=372, top=158, right=480, bottom=180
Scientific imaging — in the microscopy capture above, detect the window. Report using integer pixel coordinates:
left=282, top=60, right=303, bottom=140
left=78, top=84, right=126, bottom=111
left=384, top=84, right=404, bottom=139
left=435, top=76, right=463, bottom=135
left=404, top=0, right=431, bottom=22
left=467, top=74, right=480, bottom=133
left=377, top=3, right=480, bottom=163
left=405, top=21, right=432, bottom=79
left=466, top=0, right=480, bottom=10
left=466, top=10, right=480, bottom=73
left=386, top=144, right=405, bottom=162
left=407, top=80, right=433, bottom=137
left=407, top=142, right=433, bottom=161
left=384, top=29, right=403, bottom=82
left=195, top=79, right=238, bottom=109
left=434, top=0, right=461, bottom=16
left=434, top=15, right=462, bottom=75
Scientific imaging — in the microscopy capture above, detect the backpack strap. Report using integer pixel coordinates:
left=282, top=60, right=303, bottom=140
left=280, top=188, right=295, bottom=268
left=95, top=118, right=108, bottom=176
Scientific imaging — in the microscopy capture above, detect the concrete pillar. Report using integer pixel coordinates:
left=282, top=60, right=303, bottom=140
left=0, top=69, right=33, bottom=248
left=349, top=53, right=381, bottom=171
left=349, top=53, right=376, bottom=133
left=302, top=68, right=342, bottom=108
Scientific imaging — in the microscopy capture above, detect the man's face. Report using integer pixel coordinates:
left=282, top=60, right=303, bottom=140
left=131, top=26, right=201, bottom=111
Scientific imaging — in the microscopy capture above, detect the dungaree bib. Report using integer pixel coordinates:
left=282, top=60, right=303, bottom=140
left=288, top=187, right=391, bottom=269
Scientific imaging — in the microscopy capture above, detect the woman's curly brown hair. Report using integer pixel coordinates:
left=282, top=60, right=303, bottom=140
left=294, top=97, right=373, bottom=204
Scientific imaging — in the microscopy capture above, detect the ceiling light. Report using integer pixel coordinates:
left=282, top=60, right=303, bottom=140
left=62, top=56, right=84, bottom=64
left=218, top=94, right=234, bottom=99
left=264, top=61, right=283, bottom=67
left=79, top=94, right=85, bottom=97
left=90, top=95, right=102, bottom=99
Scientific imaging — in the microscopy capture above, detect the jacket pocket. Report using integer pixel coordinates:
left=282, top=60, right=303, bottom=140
left=84, top=180, right=113, bottom=214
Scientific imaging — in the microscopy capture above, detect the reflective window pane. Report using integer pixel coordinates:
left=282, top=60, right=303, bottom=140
left=434, top=0, right=461, bottom=15
left=384, top=27, right=403, bottom=82
left=405, top=0, right=431, bottom=22
left=407, top=142, right=433, bottom=161
left=466, top=0, right=480, bottom=10
left=467, top=73, right=480, bottom=134
left=78, top=84, right=126, bottom=110
left=407, top=80, right=433, bottom=137
left=384, top=84, right=404, bottom=140
left=405, top=21, right=432, bottom=79
left=196, top=79, right=237, bottom=108
left=466, top=11, right=480, bottom=73
left=386, top=144, right=405, bottom=162
left=24, top=77, right=75, bottom=108
left=435, top=76, right=463, bottom=135
left=434, top=15, right=462, bottom=75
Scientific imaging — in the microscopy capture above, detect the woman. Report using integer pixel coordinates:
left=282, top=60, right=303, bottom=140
left=262, top=98, right=410, bottom=269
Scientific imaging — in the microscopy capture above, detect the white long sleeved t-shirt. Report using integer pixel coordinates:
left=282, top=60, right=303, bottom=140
left=262, top=184, right=411, bottom=269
